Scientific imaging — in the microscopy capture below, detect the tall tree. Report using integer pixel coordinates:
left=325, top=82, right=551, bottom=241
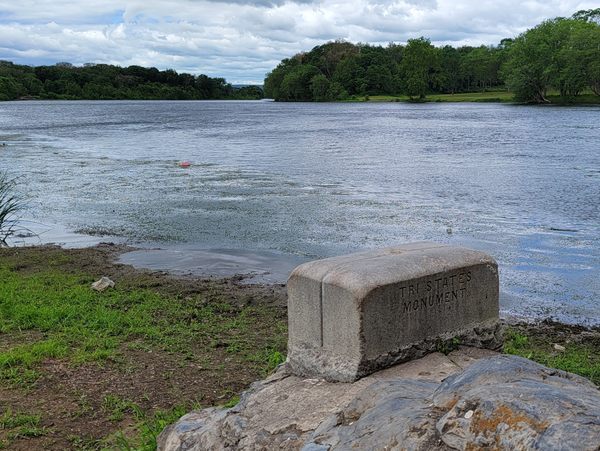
left=400, top=37, right=437, bottom=99
left=502, top=19, right=562, bottom=102
left=571, top=11, right=600, bottom=95
left=502, top=17, right=600, bottom=102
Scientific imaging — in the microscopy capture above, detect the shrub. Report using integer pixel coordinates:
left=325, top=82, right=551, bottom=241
left=0, top=171, right=24, bottom=246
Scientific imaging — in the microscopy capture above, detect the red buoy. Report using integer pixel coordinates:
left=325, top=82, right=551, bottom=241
left=178, top=161, right=191, bottom=168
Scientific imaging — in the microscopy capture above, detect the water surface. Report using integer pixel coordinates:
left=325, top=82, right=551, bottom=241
left=1, top=100, right=599, bottom=325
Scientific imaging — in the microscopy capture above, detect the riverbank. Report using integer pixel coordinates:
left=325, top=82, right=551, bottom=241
left=0, top=244, right=598, bottom=449
left=348, top=90, right=600, bottom=104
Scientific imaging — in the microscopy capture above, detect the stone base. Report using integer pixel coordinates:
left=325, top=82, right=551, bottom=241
left=288, top=319, right=503, bottom=382
left=157, top=350, right=600, bottom=451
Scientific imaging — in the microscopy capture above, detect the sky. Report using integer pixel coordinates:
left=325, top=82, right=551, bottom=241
left=0, top=0, right=597, bottom=84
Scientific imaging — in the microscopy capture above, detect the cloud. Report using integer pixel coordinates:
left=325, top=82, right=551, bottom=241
left=0, top=0, right=597, bottom=83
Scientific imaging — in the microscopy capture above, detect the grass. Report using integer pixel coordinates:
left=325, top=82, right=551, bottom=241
left=350, top=90, right=514, bottom=103
left=0, top=245, right=288, bottom=449
left=0, top=265, right=285, bottom=384
left=504, top=327, right=600, bottom=386
left=97, top=396, right=201, bottom=450
left=102, top=404, right=195, bottom=451
left=248, top=347, right=287, bottom=376
left=0, top=171, right=25, bottom=247
left=0, top=409, right=47, bottom=442
left=349, top=90, right=600, bottom=104
left=102, top=394, right=143, bottom=422
left=429, top=91, right=514, bottom=102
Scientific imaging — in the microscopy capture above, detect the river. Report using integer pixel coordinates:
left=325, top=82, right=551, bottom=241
left=1, top=100, right=599, bottom=325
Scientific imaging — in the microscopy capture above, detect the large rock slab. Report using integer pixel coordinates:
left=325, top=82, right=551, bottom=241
left=287, top=243, right=501, bottom=381
left=433, top=355, right=600, bottom=450
left=158, top=352, right=600, bottom=451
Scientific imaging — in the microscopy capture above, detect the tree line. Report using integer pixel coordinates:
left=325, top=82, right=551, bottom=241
left=0, top=62, right=263, bottom=101
left=264, top=9, right=600, bottom=103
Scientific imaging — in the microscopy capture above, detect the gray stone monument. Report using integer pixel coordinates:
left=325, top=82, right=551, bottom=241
left=287, top=242, right=501, bottom=382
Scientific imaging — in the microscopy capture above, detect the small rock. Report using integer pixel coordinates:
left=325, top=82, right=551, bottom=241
left=91, top=276, right=115, bottom=292
left=464, top=410, right=473, bottom=419
left=553, top=343, right=566, bottom=352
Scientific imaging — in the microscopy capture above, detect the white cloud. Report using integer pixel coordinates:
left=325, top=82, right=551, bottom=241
left=0, top=0, right=597, bottom=83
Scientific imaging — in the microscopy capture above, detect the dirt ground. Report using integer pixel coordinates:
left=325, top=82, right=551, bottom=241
left=0, top=244, right=287, bottom=450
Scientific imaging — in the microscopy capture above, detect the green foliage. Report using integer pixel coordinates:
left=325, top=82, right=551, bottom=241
left=502, top=17, right=600, bottom=102
left=572, top=8, right=600, bottom=24
left=249, top=347, right=286, bottom=375
left=103, top=404, right=194, bottom=450
left=310, top=74, right=331, bottom=101
left=435, top=337, right=461, bottom=355
left=0, top=61, right=262, bottom=101
left=400, top=37, right=438, bottom=99
left=0, top=263, right=286, bottom=386
left=264, top=12, right=600, bottom=103
left=232, top=85, right=264, bottom=100
left=0, top=77, right=23, bottom=100
left=264, top=39, right=507, bottom=101
left=0, top=410, right=41, bottom=430
left=0, top=172, right=24, bottom=247
left=0, top=409, right=47, bottom=443
left=504, top=327, right=600, bottom=386
left=280, top=64, right=320, bottom=101
left=102, top=395, right=142, bottom=422
left=223, top=396, right=240, bottom=408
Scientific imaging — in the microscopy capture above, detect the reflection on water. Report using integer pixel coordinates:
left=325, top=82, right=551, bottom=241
left=1, top=100, right=599, bottom=325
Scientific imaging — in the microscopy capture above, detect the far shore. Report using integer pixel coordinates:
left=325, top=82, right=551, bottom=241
left=346, top=90, right=600, bottom=104
left=4, top=90, right=600, bottom=105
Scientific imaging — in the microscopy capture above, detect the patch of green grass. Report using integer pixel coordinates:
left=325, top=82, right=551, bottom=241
left=68, top=434, right=103, bottom=450
left=223, top=395, right=240, bottom=408
left=103, top=404, right=198, bottom=451
left=504, top=327, right=600, bottom=385
left=503, top=329, right=530, bottom=354
left=0, top=409, right=47, bottom=441
left=0, top=247, right=287, bottom=448
left=0, top=409, right=41, bottom=430
left=435, top=337, right=461, bottom=355
left=8, top=425, right=47, bottom=439
left=102, top=394, right=142, bottom=422
left=248, top=347, right=286, bottom=375
left=428, top=91, right=513, bottom=102
left=347, top=90, right=600, bottom=104
left=71, top=392, right=94, bottom=419
left=0, top=264, right=286, bottom=385
left=349, top=91, right=514, bottom=103
left=0, top=338, right=68, bottom=384
left=355, top=94, right=407, bottom=102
